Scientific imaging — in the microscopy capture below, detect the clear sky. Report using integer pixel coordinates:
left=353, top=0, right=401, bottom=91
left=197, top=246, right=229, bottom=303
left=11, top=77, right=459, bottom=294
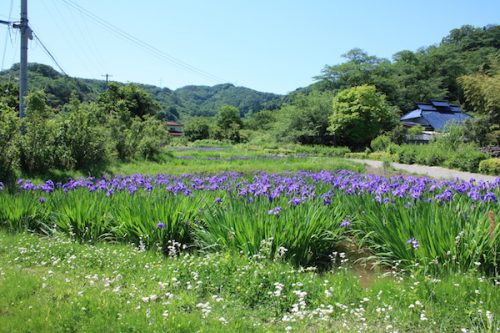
left=1, top=0, right=499, bottom=94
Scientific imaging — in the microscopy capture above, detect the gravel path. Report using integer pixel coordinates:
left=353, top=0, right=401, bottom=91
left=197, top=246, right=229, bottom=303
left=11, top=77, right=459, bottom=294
left=349, top=159, right=499, bottom=182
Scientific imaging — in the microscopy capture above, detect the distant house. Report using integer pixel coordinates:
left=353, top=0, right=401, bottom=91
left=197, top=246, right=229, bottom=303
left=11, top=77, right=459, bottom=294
left=400, top=100, right=473, bottom=131
left=165, top=121, right=184, bottom=137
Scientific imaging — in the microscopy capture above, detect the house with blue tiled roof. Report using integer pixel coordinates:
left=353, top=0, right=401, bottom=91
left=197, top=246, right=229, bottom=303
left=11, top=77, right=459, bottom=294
left=400, top=100, right=473, bottom=131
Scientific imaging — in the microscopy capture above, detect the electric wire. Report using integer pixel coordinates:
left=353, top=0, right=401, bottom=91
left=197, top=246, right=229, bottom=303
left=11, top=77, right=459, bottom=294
left=32, top=30, right=68, bottom=76
left=40, top=0, right=93, bottom=76
left=58, top=0, right=228, bottom=83
left=1, top=0, right=15, bottom=71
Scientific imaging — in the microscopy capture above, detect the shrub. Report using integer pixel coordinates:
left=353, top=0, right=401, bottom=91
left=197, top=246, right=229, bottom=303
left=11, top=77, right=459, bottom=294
left=53, top=103, right=109, bottom=170
left=0, top=106, right=20, bottom=183
left=184, top=118, right=211, bottom=141
left=368, top=152, right=394, bottom=161
left=445, top=144, right=489, bottom=172
left=407, top=124, right=424, bottom=137
left=344, top=152, right=368, bottom=159
left=19, top=92, right=57, bottom=173
left=413, top=144, right=448, bottom=166
left=394, top=145, right=417, bottom=164
left=131, top=116, right=168, bottom=160
left=478, top=158, right=500, bottom=175
left=370, top=135, right=392, bottom=152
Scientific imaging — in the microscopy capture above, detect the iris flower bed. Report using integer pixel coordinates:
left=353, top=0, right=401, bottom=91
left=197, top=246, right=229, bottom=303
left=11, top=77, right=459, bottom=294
left=0, top=171, right=498, bottom=274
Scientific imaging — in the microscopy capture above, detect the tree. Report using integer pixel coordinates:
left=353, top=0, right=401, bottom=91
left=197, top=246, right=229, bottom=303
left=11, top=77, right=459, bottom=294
left=459, top=55, right=500, bottom=144
left=274, top=91, right=334, bottom=145
left=213, top=105, right=242, bottom=143
left=0, top=104, right=20, bottom=183
left=184, top=117, right=211, bottom=141
left=97, top=83, right=160, bottom=119
left=329, top=85, right=398, bottom=148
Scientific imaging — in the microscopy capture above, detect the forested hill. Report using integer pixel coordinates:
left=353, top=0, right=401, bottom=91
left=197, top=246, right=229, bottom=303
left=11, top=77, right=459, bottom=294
left=0, top=64, right=283, bottom=120
left=292, top=24, right=500, bottom=113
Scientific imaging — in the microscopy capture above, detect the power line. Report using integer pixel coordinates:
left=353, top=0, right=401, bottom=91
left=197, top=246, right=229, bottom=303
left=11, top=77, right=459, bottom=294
left=32, top=30, right=68, bottom=76
left=58, top=0, right=228, bottom=83
left=1, top=0, right=15, bottom=71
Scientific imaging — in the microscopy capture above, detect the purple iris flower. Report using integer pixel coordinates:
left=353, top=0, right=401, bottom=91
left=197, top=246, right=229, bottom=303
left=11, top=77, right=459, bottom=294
left=340, top=219, right=351, bottom=227
left=38, top=197, right=46, bottom=204
left=406, top=238, right=419, bottom=249
left=157, top=222, right=165, bottom=229
left=268, top=206, right=282, bottom=216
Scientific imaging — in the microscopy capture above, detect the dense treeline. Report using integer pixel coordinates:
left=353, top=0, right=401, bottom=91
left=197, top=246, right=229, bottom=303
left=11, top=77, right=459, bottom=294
left=263, top=24, right=500, bottom=148
left=1, top=24, right=499, bottom=178
left=0, top=65, right=283, bottom=120
left=0, top=84, right=167, bottom=183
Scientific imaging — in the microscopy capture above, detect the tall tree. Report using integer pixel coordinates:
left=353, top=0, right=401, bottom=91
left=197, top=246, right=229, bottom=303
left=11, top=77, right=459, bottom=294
left=329, top=85, right=398, bottom=148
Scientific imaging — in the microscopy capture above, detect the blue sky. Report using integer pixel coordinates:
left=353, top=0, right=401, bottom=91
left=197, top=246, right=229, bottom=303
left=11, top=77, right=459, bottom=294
left=1, top=0, right=499, bottom=94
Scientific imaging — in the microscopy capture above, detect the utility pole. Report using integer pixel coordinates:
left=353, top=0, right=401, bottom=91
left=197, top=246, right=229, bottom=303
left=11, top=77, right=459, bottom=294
left=18, top=0, right=31, bottom=117
left=102, top=73, right=112, bottom=88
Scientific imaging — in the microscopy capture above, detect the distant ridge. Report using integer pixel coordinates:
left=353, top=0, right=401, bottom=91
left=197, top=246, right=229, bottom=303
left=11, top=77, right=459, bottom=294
left=0, top=63, right=283, bottom=121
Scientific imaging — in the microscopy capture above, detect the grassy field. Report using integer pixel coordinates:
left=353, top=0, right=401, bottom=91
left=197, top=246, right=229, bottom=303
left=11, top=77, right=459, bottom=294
left=0, top=231, right=498, bottom=332
left=0, top=146, right=499, bottom=332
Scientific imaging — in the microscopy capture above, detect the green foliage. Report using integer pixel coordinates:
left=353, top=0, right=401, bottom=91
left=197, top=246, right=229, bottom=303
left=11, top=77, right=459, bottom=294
left=244, top=110, right=277, bottom=131
left=459, top=55, right=500, bottom=145
left=434, top=123, right=467, bottom=150
left=173, top=83, right=282, bottom=117
left=19, top=92, right=57, bottom=173
left=370, top=135, right=392, bottom=152
left=184, top=117, right=211, bottom=141
left=338, top=194, right=498, bottom=273
left=274, top=91, right=334, bottom=145
left=407, top=124, right=425, bottom=137
left=0, top=105, right=20, bottom=183
left=130, top=115, right=168, bottom=160
left=313, top=25, right=499, bottom=113
left=392, top=142, right=488, bottom=171
left=478, top=158, right=500, bottom=175
left=0, top=82, right=19, bottom=111
left=367, top=151, right=394, bottom=161
left=445, top=143, right=489, bottom=172
left=196, top=196, right=347, bottom=266
left=1, top=231, right=498, bottom=332
left=52, top=102, right=109, bottom=170
left=387, top=124, right=407, bottom=145
left=97, top=82, right=160, bottom=119
left=344, top=152, right=369, bottom=159
left=213, top=105, right=242, bottom=143
left=329, top=85, right=398, bottom=148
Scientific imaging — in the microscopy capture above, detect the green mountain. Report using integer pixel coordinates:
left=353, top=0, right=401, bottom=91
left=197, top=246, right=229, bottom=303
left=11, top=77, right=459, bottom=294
left=0, top=64, right=283, bottom=120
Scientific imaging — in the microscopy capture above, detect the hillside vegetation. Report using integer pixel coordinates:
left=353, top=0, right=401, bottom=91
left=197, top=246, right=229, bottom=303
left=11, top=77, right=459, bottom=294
left=0, top=65, right=283, bottom=120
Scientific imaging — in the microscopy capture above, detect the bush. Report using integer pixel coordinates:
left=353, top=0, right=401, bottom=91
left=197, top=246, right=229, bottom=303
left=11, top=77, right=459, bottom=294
left=130, top=116, right=168, bottom=160
left=53, top=103, right=109, bottom=170
left=370, top=135, right=392, bottom=152
left=19, top=92, right=57, bottom=173
left=407, top=124, right=424, bottom=137
left=413, top=144, right=448, bottom=166
left=445, top=144, right=489, bottom=172
left=368, top=152, right=395, bottom=161
left=394, top=145, right=417, bottom=164
left=344, top=152, right=368, bottom=159
left=0, top=106, right=20, bottom=183
left=184, top=118, right=211, bottom=141
left=478, top=158, right=500, bottom=175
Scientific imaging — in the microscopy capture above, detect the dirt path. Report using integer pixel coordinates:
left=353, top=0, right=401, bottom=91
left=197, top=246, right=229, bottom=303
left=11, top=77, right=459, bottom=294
left=349, top=159, right=499, bottom=182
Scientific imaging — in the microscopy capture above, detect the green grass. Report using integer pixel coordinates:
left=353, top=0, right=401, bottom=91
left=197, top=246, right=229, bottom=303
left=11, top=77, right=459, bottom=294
left=110, top=156, right=364, bottom=175
left=0, top=231, right=498, bottom=332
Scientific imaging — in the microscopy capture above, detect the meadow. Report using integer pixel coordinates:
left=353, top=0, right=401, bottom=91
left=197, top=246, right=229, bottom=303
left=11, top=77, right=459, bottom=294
left=0, top=148, right=499, bottom=332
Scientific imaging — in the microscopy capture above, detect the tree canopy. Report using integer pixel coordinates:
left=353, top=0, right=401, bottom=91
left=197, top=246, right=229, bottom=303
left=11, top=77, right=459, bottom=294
left=329, top=85, right=398, bottom=148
